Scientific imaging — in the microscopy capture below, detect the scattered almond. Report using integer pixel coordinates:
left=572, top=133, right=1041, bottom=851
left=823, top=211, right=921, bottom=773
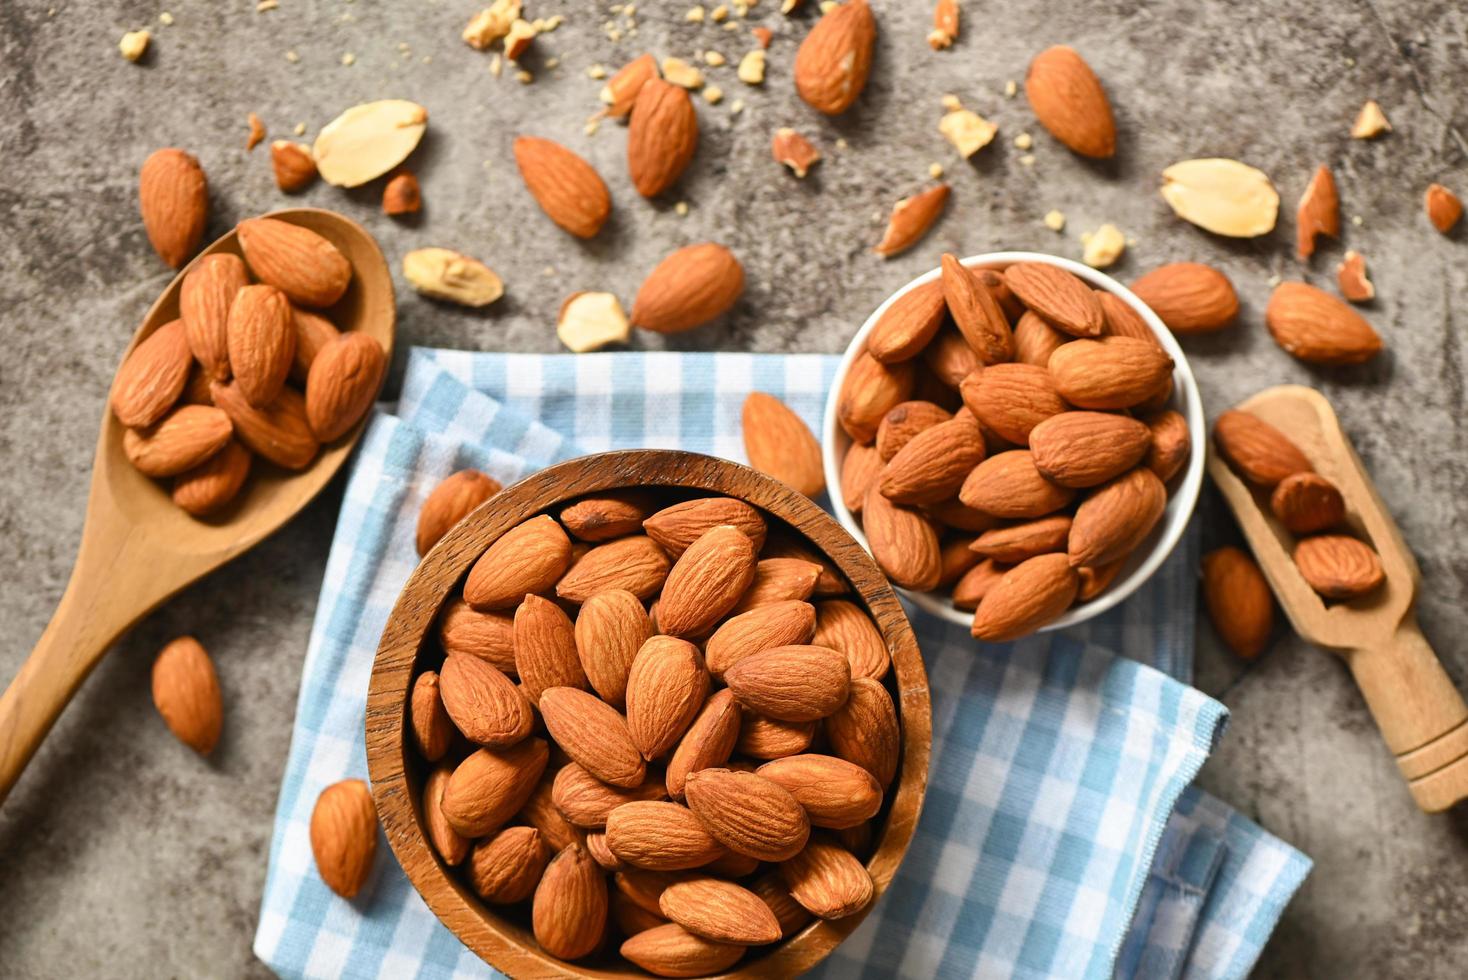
left=139, top=148, right=208, bottom=268
left=1160, top=158, right=1279, bottom=237
left=1265, top=281, right=1382, bottom=365
left=874, top=184, right=951, bottom=258
left=794, top=0, right=876, bottom=115
left=311, top=99, right=428, bottom=188
left=1350, top=100, right=1391, bottom=139
left=1336, top=250, right=1375, bottom=303
left=631, top=243, right=744, bottom=333
left=403, top=247, right=504, bottom=307
left=416, top=469, right=502, bottom=555
left=150, top=636, right=223, bottom=754
left=310, top=779, right=378, bottom=898
left=628, top=79, right=699, bottom=198
left=382, top=170, right=422, bottom=215
left=1425, top=183, right=1463, bottom=234
left=1129, top=262, right=1238, bottom=334
left=1024, top=46, right=1116, bottom=158
left=742, top=392, right=825, bottom=497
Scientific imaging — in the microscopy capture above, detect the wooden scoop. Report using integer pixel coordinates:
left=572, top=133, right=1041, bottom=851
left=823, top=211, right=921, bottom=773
left=0, top=208, right=394, bottom=805
left=1209, top=384, right=1468, bottom=813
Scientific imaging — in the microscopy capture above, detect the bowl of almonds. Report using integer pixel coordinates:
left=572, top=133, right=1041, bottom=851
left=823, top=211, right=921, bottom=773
left=823, top=252, right=1206, bottom=640
left=367, top=450, right=930, bottom=977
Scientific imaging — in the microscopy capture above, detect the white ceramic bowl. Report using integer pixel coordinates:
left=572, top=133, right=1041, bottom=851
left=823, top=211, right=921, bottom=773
left=821, top=252, right=1206, bottom=632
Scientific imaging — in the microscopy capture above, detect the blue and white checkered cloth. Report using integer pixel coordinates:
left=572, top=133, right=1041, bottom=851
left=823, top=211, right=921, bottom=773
left=254, top=349, right=1310, bottom=980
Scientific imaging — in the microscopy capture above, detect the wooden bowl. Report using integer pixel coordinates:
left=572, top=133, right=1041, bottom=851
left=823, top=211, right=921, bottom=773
left=367, top=450, right=931, bottom=977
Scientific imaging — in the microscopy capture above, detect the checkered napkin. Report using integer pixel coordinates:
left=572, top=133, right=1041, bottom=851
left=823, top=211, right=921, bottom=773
left=254, top=349, right=1310, bottom=980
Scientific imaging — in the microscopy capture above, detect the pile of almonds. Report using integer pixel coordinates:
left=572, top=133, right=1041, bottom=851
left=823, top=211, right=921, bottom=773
left=112, top=199, right=385, bottom=516
left=379, top=487, right=901, bottom=975
left=837, top=256, right=1192, bottom=641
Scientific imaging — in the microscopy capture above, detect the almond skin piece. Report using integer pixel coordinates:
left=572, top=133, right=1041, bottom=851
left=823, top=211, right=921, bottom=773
left=439, top=599, right=516, bottom=673
left=1213, top=410, right=1313, bottom=487
left=737, top=715, right=817, bottom=760
left=879, top=414, right=987, bottom=505
left=1142, top=409, right=1191, bottom=483
left=1295, top=164, right=1341, bottom=260
left=226, top=284, right=296, bottom=408
left=236, top=217, right=352, bottom=308
left=1200, top=546, right=1273, bottom=659
left=811, top=599, right=888, bottom=681
left=209, top=382, right=319, bottom=470
left=861, top=484, right=942, bottom=590
left=942, top=255, right=1016, bottom=364
left=757, top=754, right=882, bottom=829
left=533, top=844, right=608, bottom=961
left=657, top=525, right=759, bottom=638
left=557, top=535, right=671, bottom=602
left=1265, top=281, right=1383, bottom=365
left=839, top=352, right=917, bottom=444
left=416, top=469, right=502, bottom=556
left=643, top=497, right=767, bottom=557
left=823, top=677, right=900, bottom=787
left=1271, top=472, right=1346, bottom=534
left=1047, top=337, right=1175, bottom=410
left=439, top=653, right=535, bottom=748
left=151, top=636, right=222, bottom=754
left=631, top=243, right=744, bottom=334
left=793, top=0, right=876, bottom=115
left=1068, top=467, right=1167, bottom=568
left=960, top=363, right=1069, bottom=446
left=1129, top=262, right=1239, bottom=335
left=271, top=140, right=318, bottom=192
left=561, top=491, right=657, bottom=542
left=172, top=438, right=251, bottom=516
left=780, top=838, right=874, bottom=919
left=606, top=801, right=727, bottom=870
left=552, top=762, right=668, bottom=829
left=442, top=737, right=550, bottom=838
left=1004, top=262, right=1106, bottom=337
left=305, top=332, right=387, bottom=441
left=310, top=779, right=377, bottom=898
left=574, top=589, right=653, bottom=707
left=540, top=687, right=647, bottom=788
left=513, top=136, right=612, bottom=239
left=514, top=594, right=588, bottom=702
left=1025, top=45, right=1116, bottom=158
left=971, top=514, right=1072, bottom=563
left=971, top=553, right=1079, bottom=641
left=409, top=670, right=454, bottom=762
left=729, top=558, right=822, bottom=614
left=876, top=400, right=952, bottom=461
left=139, top=148, right=208, bottom=268
left=471, top=825, right=552, bottom=903
left=621, top=923, right=745, bottom=977
left=1294, top=534, right=1385, bottom=599
left=952, top=558, right=1008, bottom=611
left=659, top=877, right=781, bottom=945
left=627, top=78, right=699, bottom=198
left=180, top=254, right=250, bottom=381
left=742, top=392, right=825, bottom=498
left=626, top=635, right=711, bottom=760
left=111, top=319, right=194, bottom=428
left=666, top=690, right=742, bottom=799
left=464, top=515, right=574, bottom=610
left=683, top=768, right=811, bottom=862
left=874, top=184, right=951, bottom=258
left=123, top=404, right=234, bottom=478
left=1425, top=183, right=1464, bottom=234
left=959, top=450, right=1076, bottom=519
left=289, top=307, right=341, bottom=383
left=867, top=280, right=947, bottom=364
left=1029, top=411, right=1152, bottom=488
left=723, top=645, right=851, bottom=722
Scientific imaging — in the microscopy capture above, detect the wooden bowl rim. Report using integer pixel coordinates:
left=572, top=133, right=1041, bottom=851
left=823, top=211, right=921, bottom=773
left=367, top=449, right=932, bottom=978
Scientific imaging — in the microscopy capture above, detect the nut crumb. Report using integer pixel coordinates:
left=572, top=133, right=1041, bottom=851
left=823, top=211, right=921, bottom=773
left=737, top=49, right=766, bottom=84
left=928, top=162, right=944, bottom=178
left=1004, top=79, right=1017, bottom=98
left=712, top=4, right=730, bottom=20
left=772, top=127, right=821, bottom=177
left=588, top=64, right=607, bottom=78
left=940, top=93, right=962, bottom=112
left=1350, top=214, right=1363, bottom=226
left=752, top=26, right=773, bottom=48
left=1019, top=154, right=1036, bottom=166
left=159, top=11, right=175, bottom=25
left=686, top=5, right=706, bottom=21
left=729, top=98, right=745, bottom=114
left=819, top=0, right=837, bottom=12
left=285, top=49, right=299, bottom=63
left=584, top=114, right=602, bottom=136
left=246, top=112, right=266, bottom=150
left=662, top=57, right=705, bottom=89
left=489, top=53, right=503, bottom=76
left=940, top=109, right=997, bottom=158
left=675, top=201, right=691, bottom=215
left=703, top=85, right=724, bottom=104
left=1351, top=100, right=1391, bottom=139
left=515, top=69, right=534, bottom=83
left=544, top=56, right=559, bottom=69
left=1043, top=210, right=1066, bottom=232
left=1081, top=223, right=1126, bottom=268
left=1014, top=132, right=1033, bottom=150
left=257, top=0, right=278, bottom=10
left=341, top=52, right=356, bottom=66
left=118, top=30, right=150, bottom=62
left=704, top=50, right=726, bottom=66
left=293, top=122, right=306, bottom=135
left=504, top=18, right=537, bottom=61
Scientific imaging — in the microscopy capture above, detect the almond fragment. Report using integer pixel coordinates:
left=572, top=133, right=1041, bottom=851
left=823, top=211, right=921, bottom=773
left=928, top=0, right=959, bottom=50
left=738, top=49, right=767, bottom=85
left=628, top=78, right=699, bottom=198
left=971, top=552, right=1079, bottom=641
left=683, top=768, right=810, bottom=861
left=237, top=217, right=352, bottom=308
left=1081, top=223, right=1127, bottom=269
left=1350, top=100, right=1391, bottom=139
left=1213, top=410, right=1313, bottom=487
left=416, top=469, right=502, bottom=556
left=172, top=439, right=251, bottom=516
left=312, top=99, right=428, bottom=188
left=1425, top=183, right=1463, bottom=234
left=793, top=0, right=876, bottom=115
left=771, top=127, right=821, bottom=178
left=1024, top=46, right=1116, bottom=158
left=1336, top=250, right=1375, bottom=303
left=310, top=779, right=377, bottom=898
left=874, top=184, right=950, bottom=258
left=1264, top=281, right=1382, bottom=365
left=139, top=148, right=208, bottom=268
left=1160, top=158, right=1279, bottom=237
left=1129, top=262, right=1238, bottom=334
left=382, top=170, right=421, bottom=215
left=861, top=484, right=942, bottom=589
left=1068, top=467, right=1167, bottom=568
left=742, top=392, right=825, bottom=497
left=1294, top=534, right=1384, bottom=600
left=471, top=825, right=552, bottom=904
left=111, top=319, right=193, bottom=428
left=557, top=291, right=630, bottom=352
left=601, top=53, right=661, bottom=118
left=621, top=923, right=745, bottom=976
left=503, top=18, right=536, bottom=60
left=180, top=255, right=250, bottom=382
left=780, top=838, right=874, bottom=918
left=631, top=243, right=744, bottom=334
left=939, top=108, right=997, bottom=157
left=271, top=140, right=318, bottom=192
left=533, top=844, right=608, bottom=961
left=1270, top=472, right=1346, bottom=534
left=463, top=0, right=521, bottom=50
left=151, top=636, right=223, bottom=754
left=402, top=247, right=504, bottom=307
left=209, top=382, right=319, bottom=470
left=1295, top=164, right=1340, bottom=260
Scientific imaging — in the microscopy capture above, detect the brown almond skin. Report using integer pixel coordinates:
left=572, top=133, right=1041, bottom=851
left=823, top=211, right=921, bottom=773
left=1068, top=467, right=1167, bottom=569
left=683, top=768, right=811, bottom=862
left=971, top=553, right=1080, bottom=641
left=463, top=515, right=573, bottom=610
left=1013, top=310, right=1070, bottom=368
left=812, top=599, right=889, bottom=681
left=971, top=515, right=1073, bottom=564
left=666, top=690, right=742, bottom=799
left=470, top=825, right=552, bottom=903
left=959, top=450, right=1076, bottom=519
left=123, top=404, right=235, bottom=478
left=518, top=777, right=582, bottom=852
left=439, top=599, right=516, bottom=673
left=556, top=535, right=671, bottom=602
left=879, top=414, right=988, bottom=506
left=1270, top=472, right=1346, bottom=534
left=111, top=319, right=194, bottom=428
left=416, top=469, right=502, bottom=556
left=876, top=400, right=952, bottom=462
left=533, top=843, right=608, bottom=961
left=657, top=525, right=758, bottom=638
left=626, top=635, right=711, bottom=760
left=606, top=801, right=727, bottom=870
left=289, top=307, right=341, bottom=383
left=729, top=558, right=822, bottom=614
left=874, top=184, right=951, bottom=258
left=1025, top=45, right=1116, bottom=159
left=757, top=754, right=882, bottom=829
left=1143, top=410, right=1192, bottom=483
left=438, top=654, right=534, bottom=748
left=151, top=636, right=222, bottom=754
left=513, top=136, right=612, bottom=239
left=441, top=738, right=550, bottom=838
left=631, top=242, right=743, bottom=334
left=305, top=333, right=387, bottom=442
left=585, top=831, right=624, bottom=871
left=236, top=217, right=352, bottom=309
left=838, top=352, right=917, bottom=444
left=611, top=890, right=667, bottom=936
left=659, top=877, right=781, bottom=945
left=180, top=254, right=249, bottom=380
left=862, top=485, right=943, bottom=590
left=942, top=254, right=1016, bottom=363
left=540, top=686, right=647, bottom=788
left=1294, top=534, right=1385, bottom=599
left=751, top=874, right=814, bottom=938
left=552, top=762, right=668, bottom=829
left=309, top=779, right=377, bottom=899
left=1130, top=262, right=1239, bottom=334
left=952, top=558, right=1008, bottom=611
left=781, top=838, right=875, bottom=920
left=172, top=438, right=251, bottom=516
left=867, top=279, right=947, bottom=364
left=923, top=329, right=984, bottom=388
left=643, top=497, right=767, bottom=557
left=793, top=0, right=876, bottom=115
left=824, top=677, right=900, bottom=788
left=573, top=589, right=653, bottom=707
left=1265, top=281, right=1383, bottom=365
left=1213, top=410, right=1313, bottom=487
left=1004, top=262, right=1106, bottom=337
left=1201, top=547, right=1273, bottom=659
left=1095, top=290, right=1159, bottom=345
left=621, top=923, right=745, bottom=977
left=1048, top=337, right=1174, bottom=410
left=210, top=382, right=320, bottom=470
left=960, top=363, right=1069, bottom=446
left=226, top=284, right=296, bottom=408
left=1029, top=412, right=1153, bottom=488
left=601, top=53, right=659, bottom=118
left=560, top=490, right=657, bottom=542
left=736, top=714, right=817, bottom=760
left=514, top=594, right=588, bottom=702
left=705, top=600, right=816, bottom=678
left=139, top=148, right=208, bottom=268
left=723, top=645, right=851, bottom=723
left=409, top=670, right=454, bottom=762
left=627, top=79, right=698, bottom=198
left=742, top=392, right=826, bottom=498
left=1078, top=559, right=1126, bottom=601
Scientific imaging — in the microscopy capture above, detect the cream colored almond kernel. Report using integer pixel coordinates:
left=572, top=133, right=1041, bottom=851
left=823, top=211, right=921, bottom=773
left=312, top=100, right=429, bottom=188
left=1351, top=100, right=1390, bottom=139
left=463, top=0, right=521, bottom=49
left=120, top=29, right=151, bottom=61
left=558, top=292, right=630, bottom=353
left=662, top=57, right=704, bottom=89
left=403, top=248, right=504, bottom=307
left=738, top=49, right=766, bottom=85
left=1043, top=209, right=1065, bottom=232
left=1081, top=223, right=1126, bottom=268
left=939, top=109, right=997, bottom=159
left=1160, top=158, right=1279, bottom=237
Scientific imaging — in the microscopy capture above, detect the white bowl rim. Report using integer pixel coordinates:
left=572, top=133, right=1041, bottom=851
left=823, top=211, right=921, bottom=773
left=820, top=251, right=1207, bottom=633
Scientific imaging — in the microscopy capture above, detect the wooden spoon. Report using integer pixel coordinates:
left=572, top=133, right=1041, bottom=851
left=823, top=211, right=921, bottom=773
left=1209, top=384, right=1468, bottom=812
left=0, top=208, right=394, bottom=804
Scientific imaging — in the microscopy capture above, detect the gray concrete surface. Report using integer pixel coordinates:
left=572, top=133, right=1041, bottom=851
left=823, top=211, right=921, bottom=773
left=2, top=0, right=1467, bottom=976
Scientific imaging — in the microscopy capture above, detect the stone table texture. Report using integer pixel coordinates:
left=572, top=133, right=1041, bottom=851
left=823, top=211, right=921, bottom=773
left=2, top=0, right=1466, bottom=977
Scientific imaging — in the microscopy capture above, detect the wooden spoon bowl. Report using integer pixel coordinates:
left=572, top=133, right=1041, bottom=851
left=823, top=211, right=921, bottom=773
left=0, top=208, right=394, bottom=804
left=367, top=450, right=932, bottom=978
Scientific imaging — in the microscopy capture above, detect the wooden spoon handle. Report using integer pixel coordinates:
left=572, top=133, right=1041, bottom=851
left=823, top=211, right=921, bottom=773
left=1345, top=618, right=1468, bottom=813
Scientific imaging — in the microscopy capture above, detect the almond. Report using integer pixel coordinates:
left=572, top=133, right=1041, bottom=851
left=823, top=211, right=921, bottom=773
left=304, top=333, right=386, bottom=441
left=1265, top=281, right=1383, bottom=365
left=561, top=491, right=657, bottom=542
left=762, top=534, right=850, bottom=597
left=519, top=777, right=582, bottom=852
left=533, top=844, right=608, bottom=961
left=611, top=891, right=667, bottom=936
left=626, top=635, right=711, bottom=759
left=683, top=768, right=810, bottom=861
left=311, top=99, right=428, bottom=188
left=730, top=558, right=822, bottom=613
left=439, top=653, right=535, bottom=747
left=209, top=382, right=318, bottom=470
left=1076, top=558, right=1125, bottom=601
left=1095, top=290, right=1159, bottom=345
left=139, top=148, right=208, bottom=268
left=123, top=404, right=233, bottom=478
left=540, top=687, right=647, bottom=788
left=289, top=307, right=341, bottom=383
left=1129, top=262, right=1239, bottom=334
left=111, top=319, right=193, bottom=428
left=970, top=514, right=1072, bottom=563
left=793, top=0, right=876, bottom=115
left=553, top=762, right=668, bottom=829
left=643, top=497, right=767, bottom=557
left=657, top=525, right=758, bottom=637
left=615, top=868, right=691, bottom=917
left=1270, top=472, right=1345, bottom=534
left=665, top=690, right=742, bottom=800
left=442, top=737, right=550, bottom=837
left=657, top=877, right=780, bottom=945
left=723, top=645, right=850, bottom=722
left=557, top=535, right=671, bottom=602
left=409, top=670, right=454, bottom=762
left=1213, top=409, right=1313, bottom=487
left=382, top=170, right=421, bottom=215
left=1024, top=46, right=1116, bottom=158
left=1047, top=337, right=1174, bottom=410
left=513, top=136, right=612, bottom=239
left=757, top=754, right=881, bottom=829
left=403, top=248, right=504, bottom=307
left=861, top=484, right=942, bottom=590
left=1425, top=183, right=1462, bottom=234
left=1336, top=250, right=1375, bottom=303
left=439, top=599, right=516, bottom=673
left=960, top=362, right=1068, bottom=445
left=271, top=140, right=317, bottom=192
left=771, top=127, right=822, bottom=178
left=741, top=392, right=825, bottom=498
left=150, top=636, right=222, bottom=754
left=1295, top=164, right=1340, bottom=260
left=1068, top=467, right=1166, bottom=568
left=1013, top=310, right=1071, bottom=367
left=180, top=254, right=249, bottom=380
left=621, top=923, right=744, bottom=976
left=866, top=279, right=946, bottom=364
left=780, top=838, right=874, bottom=919
left=422, top=766, right=471, bottom=866
left=811, top=599, right=888, bottom=681
left=971, top=552, right=1079, bottom=640
left=704, top=600, right=816, bottom=677
left=586, top=831, right=624, bottom=871
left=875, top=400, right=951, bottom=461
left=1160, top=158, right=1279, bottom=237
left=226, top=284, right=295, bottom=408
left=823, top=676, right=900, bottom=787
left=838, top=352, right=917, bottom=444
left=601, top=52, right=661, bottom=118
left=1294, top=534, right=1384, bottom=599
left=464, top=515, right=574, bottom=610
left=309, top=779, right=377, bottom=898
left=574, top=589, right=653, bottom=707
left=1142, top=409, right=1191, bottom=483
left=751, top=873, right=813, bottom=937
left=1029, top=411, right=1152, bottom=487
left=952, top=557, right=1007, bottom=610
left=513, top=594, right=588, bottom=701
left=873, top=184, right=950, bottom=258
left=606, top=801, right=727, bottom=870
left=1003, top=262, right=1105, bottom=338
left=959, top=449, right=1075, bottom=518
left=1200, top=546, right=1273, bottom=659
left=631, top=242, right=744, bottom=333
left=942, top=254, right=1016, bottom=363
left=172, top=438, right=251, bottom=516
left=922, top=328, right=983, bottom=387
left=736, top=715, right=817, bottom=760
left=471, top=825, right=552, bottom=903
left=627, top=78, right=699, bottom=198
left=416, top=469, right=502, bottom=556
left=236, top=217, right=352, bottom=309
left=878, top=414, right=987, bottom=505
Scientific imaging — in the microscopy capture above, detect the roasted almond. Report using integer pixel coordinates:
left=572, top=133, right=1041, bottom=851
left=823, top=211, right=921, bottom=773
left=657, top=525, right=759, bottom=637
left=960, top=362, right=1069, bottom=446
left=561, top=491, right=657, bottom=542
left=123, top=404, right=234, bottom=478
left=942, top=255, right=1016, bottom=364
left=540, top=687, right=647, bottom=788
left=236, top=217, right=351, bottom=309
left=811, top=599, right=888, bottom=681
left=861, top=484, right=942, bottom=590
left=464, top=515, right=574, bottom=610
left=704, top=600, right=816, bottom=678
left=762, top=533, right=849, bottom=598
left=742, top=392, right=825, bottom=498
left=631, top=242, right=744, bottom=334
left=439, top=599, right=516, bottom=673
left=289, top=307, right=341, bottom=383
left=1265, top=281, right=1383, bottom=365
left=866, top=280, right=947, bottom=364
left=606, top=801, right=727, bottom=870
left=626, top=635, right=711, bottom=760
left=621, top=923, right=745, bottom=976
left=513, top=135, right=612, bottom=238
left=585, top=831, right=624, bottom=872
left=1142, top=409, right=1191, bottom=483
left=878, top=413, right=987, bottom=505
left=1425, top=183, right=1463, bottom=234
left=209, top=382, right=318, bottom=470
left=1213, top=409, right=1313, bottom=487
left=439, top=653, right=534, bottom=748
left=659, top=877, right=781, bottom=945
left=643, top=497, right=767, bottom=557
left=952, top=557, right=1008, bottom=611
left=601, top=53, right=660, bottom=118
left=730, top=558, right=822, bottom=614
left=736, top=714, right=817, bottom=760
left=876, top=400, right=951, bottom=461
left=683, top=768, right=811, bottom=862
left=1270, top=472, right=1345, bottom=534
left=922, top=328, right=983, bottom=387
left=309, top=779, right=378, bottom=898
left=1068, top=467, right=1167, bottom=568
left=757, top=754, right=881, bottom=829
left=1024, top=46, right=1116, bottom=159
left=873, top=184, right=950, bottom=258
left=1294, top=534, right=1384, bottom=599
left=423, top=766, right=471, bottom=866
left=970, top=514, right=1072, bottom=563
left=751, top=874, right=813, bottom=938
left=416, top=469, right=502, bottom=556
left=1078, top=559, right=1126, bottom=601
left=225, top=284, right=295, bottom=408
left=150, top=636, right=223, bottom=754
left=1094, top=291, right=1158, bottom=345
left=471, top=825, right=552, bottom=903
left=793, top=0, right=876, bottom=115
left=1004, top=261, right=1105, bottom=337
left=441, top=737, right=550, bottom=837
left=942, top=535, right=983, bottom=584
left=823, top=676, right=900, bottom=787
left=271, top=140, right=317, bottom=192
left=111, top=319, right=194, bottom=428
left=574, top=589, right=653, bottom=707
left=780, top=838, right=874, bottom=919
left=611, top=890, right=667, bottom=936
left=959, top=449, right=1075, bottom=519
left=1295, top=164, right=1340, bottom=260
left=1047, top=337, right=1174, bottom=410
left=139, top=148, right=208, bottom=268
left=724, top=645, right=850, bottom=722
left=838, top=352, right=917, bottom=444
left=971, top=552, right=1079, bottom=641
left=1129, top=262, right=1239, bottom=334
left=304, top=332, right=386, bottom=441
left=841, top=443, right=882, bottom=515
left=553, top=762, right=668, bottom=829
left=519, top=777, right=582, bottom=852
left=556, top=535, right=671, bottom=602
left=666, top=689, right=742, bottom=799
left=1337, top=250, right=1375, bottom=303
left=513, top=594, right=588, bottom=702
left=180, top=254, right=249, bottom=380
left=1200, top=546, right=1273, bottom=659
left=409, top=670, right=454, bottom=762
left=171, top=438, right=251, bottom=516
left=533, top=843, right=608, bottom=961
left=627, top=78, right=699, bottom=198
left=1029, top=411, right=1152, bottom=487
